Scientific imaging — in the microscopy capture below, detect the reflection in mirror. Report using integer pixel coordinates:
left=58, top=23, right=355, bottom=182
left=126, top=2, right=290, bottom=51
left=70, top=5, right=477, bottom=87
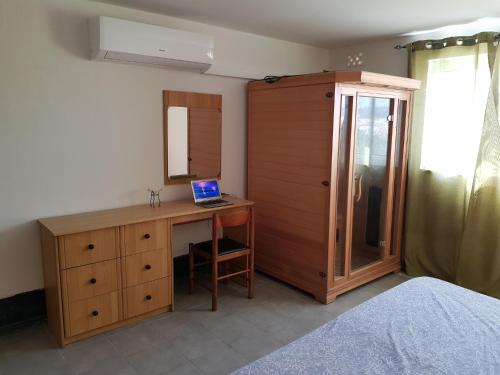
left=188, top=108, right=222, bottom=179
left=167, top=107, right=188, bottom=177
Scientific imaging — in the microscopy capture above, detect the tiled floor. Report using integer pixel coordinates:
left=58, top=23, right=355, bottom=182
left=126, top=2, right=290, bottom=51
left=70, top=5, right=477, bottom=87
left=0, top=272, right=410, bottom=375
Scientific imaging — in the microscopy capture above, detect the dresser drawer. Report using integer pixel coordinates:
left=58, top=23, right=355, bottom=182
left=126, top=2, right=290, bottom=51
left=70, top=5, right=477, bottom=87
left=124, top=249, right=170, bottom=287
left=123, top=220, right=167, bottom=255
left=61, top=228, right=118, bottom=269
left=124, top=277, right=171, bottom=318
left=63, top=259, right=119, bottom=302
left=68, top=291, right=120, bottom=337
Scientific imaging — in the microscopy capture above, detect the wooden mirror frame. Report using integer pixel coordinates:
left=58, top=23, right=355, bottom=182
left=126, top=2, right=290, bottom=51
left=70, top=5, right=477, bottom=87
left=163, top=90, right=222, bottom=185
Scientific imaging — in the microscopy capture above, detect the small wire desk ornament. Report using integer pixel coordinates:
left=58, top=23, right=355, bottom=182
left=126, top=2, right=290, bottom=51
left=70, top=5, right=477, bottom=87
left=148, top=188, right=162, bottom=208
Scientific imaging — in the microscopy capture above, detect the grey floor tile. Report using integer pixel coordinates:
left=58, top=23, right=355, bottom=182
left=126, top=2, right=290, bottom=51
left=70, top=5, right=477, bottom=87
left=161, top=361, right=203, bottom=375
left=151, top=313, right=208, bottom=342
left=235, top=305, right=286, bottom=332
left=228, top=332, right=282, bottom=362
left=127, top=342, right=190, bottom=375
left=78, top=356, right=137, bottom=375
left=60, top=335, right=122, bottom=374
left=264, top=320, right=310, bottom=345
left=171, top=331, right=231, bottom=361
left=107, top=321, right=167, bottom=357
left=190, top=345, right=248, bottom=375
left=0, top=348, right=72, bottom=375
left=206, top=315, right=260, bottom=345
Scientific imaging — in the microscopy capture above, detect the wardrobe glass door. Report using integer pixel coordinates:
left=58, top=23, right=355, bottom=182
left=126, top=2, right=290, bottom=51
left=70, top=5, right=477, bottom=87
left=350, top=95, right=395, bottom=272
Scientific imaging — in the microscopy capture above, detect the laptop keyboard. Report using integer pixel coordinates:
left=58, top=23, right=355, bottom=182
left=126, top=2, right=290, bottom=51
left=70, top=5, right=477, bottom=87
left=197, top=199, right=233, bottom=208
left=203, top=199, right=226, bottom=204
left=198, top=199, right=227, bottom=205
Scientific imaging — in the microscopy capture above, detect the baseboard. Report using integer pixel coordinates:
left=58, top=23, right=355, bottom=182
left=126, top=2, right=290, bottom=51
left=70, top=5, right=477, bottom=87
left=0, top=289, right=46, bottom=329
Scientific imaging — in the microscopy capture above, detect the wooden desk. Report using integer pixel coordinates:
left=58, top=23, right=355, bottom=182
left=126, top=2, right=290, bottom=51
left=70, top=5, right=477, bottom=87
left=39, top=195, right=253, bottom=346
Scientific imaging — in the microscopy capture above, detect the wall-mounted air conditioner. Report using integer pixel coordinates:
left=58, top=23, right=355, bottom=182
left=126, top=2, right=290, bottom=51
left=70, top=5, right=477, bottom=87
left=89, top=16, right=214, bottom=73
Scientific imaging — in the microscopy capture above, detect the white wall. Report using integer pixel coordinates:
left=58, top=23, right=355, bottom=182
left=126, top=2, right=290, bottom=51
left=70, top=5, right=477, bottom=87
left=330, top=18, right=500, bottom=76
left=0, top=0, right=330, bottom=298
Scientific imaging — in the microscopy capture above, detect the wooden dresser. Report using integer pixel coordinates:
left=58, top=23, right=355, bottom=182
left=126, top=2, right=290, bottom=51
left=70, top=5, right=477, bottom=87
left=39, top=195, right=253, bottom=346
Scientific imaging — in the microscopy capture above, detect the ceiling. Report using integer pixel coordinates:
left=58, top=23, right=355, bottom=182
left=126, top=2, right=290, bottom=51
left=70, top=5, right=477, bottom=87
left=95, top=0, right=500, bottom=48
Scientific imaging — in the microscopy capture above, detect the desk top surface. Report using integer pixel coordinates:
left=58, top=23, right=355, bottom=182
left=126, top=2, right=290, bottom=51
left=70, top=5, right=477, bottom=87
left=39, top=195, right=253, bottom=236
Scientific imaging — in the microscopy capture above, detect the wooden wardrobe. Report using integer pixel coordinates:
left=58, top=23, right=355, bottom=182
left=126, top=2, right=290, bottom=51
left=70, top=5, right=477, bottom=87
left=247, top=71, right=420, bottom=303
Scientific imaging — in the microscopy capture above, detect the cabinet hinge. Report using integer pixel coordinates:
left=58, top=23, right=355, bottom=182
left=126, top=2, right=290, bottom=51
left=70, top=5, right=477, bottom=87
left=319, top=271, right=327, bottom=278
left=325, top=91, right=333, bottom=98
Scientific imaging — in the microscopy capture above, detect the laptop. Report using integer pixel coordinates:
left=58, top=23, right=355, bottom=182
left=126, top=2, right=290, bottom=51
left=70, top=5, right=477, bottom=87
left=191, top=179, right=233, bottom=208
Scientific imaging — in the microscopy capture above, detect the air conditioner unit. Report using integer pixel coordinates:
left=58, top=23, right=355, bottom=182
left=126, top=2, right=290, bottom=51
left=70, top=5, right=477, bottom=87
left=89, top=16, right=214, bottom=73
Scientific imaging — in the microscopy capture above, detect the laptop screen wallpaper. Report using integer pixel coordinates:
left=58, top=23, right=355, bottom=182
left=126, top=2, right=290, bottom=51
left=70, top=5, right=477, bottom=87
left=192, top=180, right=220, bottom=200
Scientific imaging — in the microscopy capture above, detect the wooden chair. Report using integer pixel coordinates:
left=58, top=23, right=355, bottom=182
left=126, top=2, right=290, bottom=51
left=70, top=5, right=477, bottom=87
left=188, top=208, right=254, bottom=311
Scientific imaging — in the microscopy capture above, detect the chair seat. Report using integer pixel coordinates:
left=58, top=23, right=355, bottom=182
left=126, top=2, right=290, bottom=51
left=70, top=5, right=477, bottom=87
left=192, top=237, right=248, bottom=256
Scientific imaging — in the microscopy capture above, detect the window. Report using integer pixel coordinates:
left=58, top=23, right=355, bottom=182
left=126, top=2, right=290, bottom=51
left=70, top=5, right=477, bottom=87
left=420, top=50, right=490, bottom=181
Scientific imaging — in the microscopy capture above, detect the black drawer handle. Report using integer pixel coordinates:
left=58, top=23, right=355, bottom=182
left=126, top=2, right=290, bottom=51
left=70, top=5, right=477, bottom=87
left=90, top=278, right=97, bottom=284
left=88, top=244, right=95, bottom=250
left=145, top=295, right=152, bottom=301
left=145, top=264, right=152, bottom=270
left=91, top=310, right=99, bottom=317
left=321, top=180, right=330, bottom=187
left=144, top=233, right=151, bottom=239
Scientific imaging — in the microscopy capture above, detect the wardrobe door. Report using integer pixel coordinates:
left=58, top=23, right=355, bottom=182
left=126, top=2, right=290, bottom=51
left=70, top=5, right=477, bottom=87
left=349, top=95, right=397, bottom=272
left=248, top=84, right=334, bottom=295
left=333, top=94, right=354, bottom=281
left=390, top=98, right=410, bottom=259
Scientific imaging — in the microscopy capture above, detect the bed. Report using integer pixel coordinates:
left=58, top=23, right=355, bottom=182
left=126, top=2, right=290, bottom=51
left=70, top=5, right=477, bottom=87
left=233, top=277, right=500, bottom=375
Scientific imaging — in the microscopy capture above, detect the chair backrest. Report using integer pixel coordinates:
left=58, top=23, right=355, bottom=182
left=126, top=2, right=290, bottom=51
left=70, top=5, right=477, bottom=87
left=213, top=209, right=252, bottom=230
left=211, top=208, right=254, bottom=254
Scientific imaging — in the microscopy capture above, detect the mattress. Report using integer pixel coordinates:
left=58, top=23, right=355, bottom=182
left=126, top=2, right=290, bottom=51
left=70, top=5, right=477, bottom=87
left=232, top=277, right=500, bottom=375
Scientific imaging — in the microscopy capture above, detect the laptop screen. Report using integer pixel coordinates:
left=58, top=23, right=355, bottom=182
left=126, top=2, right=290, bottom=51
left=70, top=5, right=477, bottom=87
left=191, top=179, right=221, bottom=202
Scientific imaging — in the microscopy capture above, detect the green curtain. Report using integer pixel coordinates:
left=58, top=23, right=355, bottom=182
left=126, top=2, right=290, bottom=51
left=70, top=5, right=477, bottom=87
left=405, top=35, right=500, bottom=298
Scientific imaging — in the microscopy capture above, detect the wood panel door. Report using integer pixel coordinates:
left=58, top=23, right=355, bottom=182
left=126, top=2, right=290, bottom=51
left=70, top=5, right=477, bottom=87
left=248, top=83, right=334, bottom=295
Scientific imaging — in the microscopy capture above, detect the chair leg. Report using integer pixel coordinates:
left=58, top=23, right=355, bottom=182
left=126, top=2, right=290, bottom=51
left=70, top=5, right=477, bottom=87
left=212, top=259, right=218, bottom=311
left=188, top=243, right=194, bottom=294
left=248, top=254, right=254, bottom=299
left=223, top=262, right=229, bottom=285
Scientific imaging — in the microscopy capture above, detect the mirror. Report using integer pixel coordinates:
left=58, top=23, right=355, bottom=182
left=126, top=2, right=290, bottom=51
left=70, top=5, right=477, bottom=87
left=167, top=107, right=188, bottom=176
left=163, top=90, right=222, bottom=184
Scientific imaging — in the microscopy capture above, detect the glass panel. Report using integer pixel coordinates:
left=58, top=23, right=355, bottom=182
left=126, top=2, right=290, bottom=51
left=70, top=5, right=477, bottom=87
left=167, top=106, right=188, bottom=177
left=335, top=96, right=352, bottom=279
left=351, top=96, right=392, bottom=272
left=390, top=100, right=408, bottom=256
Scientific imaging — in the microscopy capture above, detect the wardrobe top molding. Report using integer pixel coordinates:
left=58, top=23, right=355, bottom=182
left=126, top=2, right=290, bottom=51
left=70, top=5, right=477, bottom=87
left=39, top=195, right=253, bottom=237
left=248, top=71, right=421, bottom=91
